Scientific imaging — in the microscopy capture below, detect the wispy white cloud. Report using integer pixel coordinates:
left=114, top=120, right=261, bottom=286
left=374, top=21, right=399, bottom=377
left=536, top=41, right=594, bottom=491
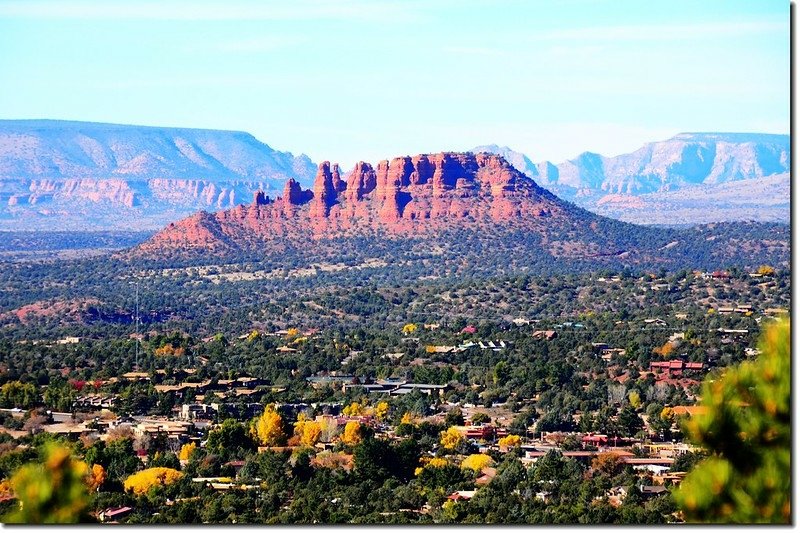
left=441, top=46, right=504, bottom=57
left=531, top=20, right=786, bottom=42
left=438, top=19, right=786, bottom=63
left=0, top=0, right=423, bottom=22
left=181, top=35, right=307, bottom=54
left=77, top=73, right=318, bottom=90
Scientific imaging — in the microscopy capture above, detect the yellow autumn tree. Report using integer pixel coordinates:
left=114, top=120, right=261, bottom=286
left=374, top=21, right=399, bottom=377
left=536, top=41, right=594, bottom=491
left=427, top=457, right=449, bottom=468
left=498, top=434, right=522, bottom=450
left=318, top=417, right=339, bottom=442
left=461, top=453, right=494, bottom=471
left=375, top=401, right=390, bottom=420
left=440, top=427, right=465, bottom=450
left=252, top=405, right=285, bottom=447
left=294, top=415, right=322, bottom=447
left=653, top=341, right=674, bottom=358
left=341, top=421, right=362, bottom=446
left=402, top=323, right=418, bottom=335
left=414, top=456, right=449, bottom=476
left=246, top=330, right=261, bottom=342
left=154, top=344, right=185, bottom=357
left=301, top=421, right=322, bottom=447
left=400, top=412, right=417, bottom=425
left=342, top=402, right=364, bottom=417
left=123, top=467, right=182, bottom=495
left=294, top=413, right=311, bottom=426
left=756, top=265, right=775, bottom=276
left=178, top=442, right=196, bottom=461
left=628, top=390, right=642, bottom=409
left=286, top=328, right=300, bottom=337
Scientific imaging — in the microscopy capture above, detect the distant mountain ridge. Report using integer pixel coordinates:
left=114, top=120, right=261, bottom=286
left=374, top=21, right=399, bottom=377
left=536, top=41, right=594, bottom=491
left=472, top=132, right=790, bottom=225
left=0, top=120, right=316, bottom=230
left=0, top=121, right=788, bottom=231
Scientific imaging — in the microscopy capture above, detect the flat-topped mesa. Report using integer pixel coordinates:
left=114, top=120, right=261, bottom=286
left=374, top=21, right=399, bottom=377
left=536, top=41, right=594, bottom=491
left=131, top=151, right=564, bottom=257
left=310, top=161, right=339, bottom=218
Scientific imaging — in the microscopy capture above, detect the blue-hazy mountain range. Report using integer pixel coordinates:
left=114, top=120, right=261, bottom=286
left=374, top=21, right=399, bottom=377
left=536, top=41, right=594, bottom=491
left=473, top=132, right=789, bottom=225
left=0, top=120, right=316, bottom=230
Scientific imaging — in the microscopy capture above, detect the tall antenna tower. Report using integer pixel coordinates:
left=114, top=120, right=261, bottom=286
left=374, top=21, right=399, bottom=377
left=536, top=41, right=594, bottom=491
left=134, top=282, right=140, bottom=370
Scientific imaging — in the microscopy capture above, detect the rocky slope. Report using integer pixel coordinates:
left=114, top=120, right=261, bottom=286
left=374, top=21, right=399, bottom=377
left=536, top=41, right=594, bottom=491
left=132, top=152, right=583, bottom=256
left=0, top=120, right=316, bottom=230
left=473, top=133, right=790, bottom=225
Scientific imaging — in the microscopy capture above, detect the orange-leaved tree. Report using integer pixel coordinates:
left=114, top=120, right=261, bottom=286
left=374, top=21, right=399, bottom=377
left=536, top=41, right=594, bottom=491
left=86, top=464, right=106, bottom=492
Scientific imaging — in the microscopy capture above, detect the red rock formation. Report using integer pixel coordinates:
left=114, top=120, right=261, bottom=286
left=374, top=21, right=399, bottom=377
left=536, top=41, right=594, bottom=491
left=377, top=158, right=405, bottom=221
left=309, top=161, right=338, bottom=218
left=134, top=152, right=563, bottom=255
left=345, top=162, right=377, bottom=201
left=283, top=178, right=310, bottom=205
left=253, top=191, right=269, bottom=206
left=331, top=163, right=347, bottom=194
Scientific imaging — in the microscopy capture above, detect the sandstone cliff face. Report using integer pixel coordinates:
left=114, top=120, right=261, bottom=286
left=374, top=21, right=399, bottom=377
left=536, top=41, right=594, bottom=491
left=344, top=162, right=376, bottom=202
left=135, top=152, right=564, bottom=255
left=0, top=176, right=285, bottom=220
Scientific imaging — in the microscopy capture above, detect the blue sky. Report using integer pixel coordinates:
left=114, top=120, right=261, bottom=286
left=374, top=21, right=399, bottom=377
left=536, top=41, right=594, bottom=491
left=0, top=0, right=789, bottom=167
